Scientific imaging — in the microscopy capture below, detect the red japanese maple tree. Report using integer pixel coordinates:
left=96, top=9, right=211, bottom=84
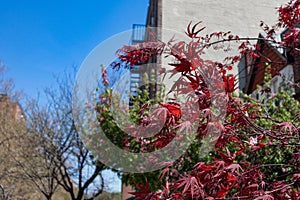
left=97, top=0, right=300, bottom=199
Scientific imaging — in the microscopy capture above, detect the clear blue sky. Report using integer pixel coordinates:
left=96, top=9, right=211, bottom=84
left=0, top=0, right=149, bottom=97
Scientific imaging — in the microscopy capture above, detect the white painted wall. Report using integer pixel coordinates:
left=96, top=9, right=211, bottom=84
left=160, top=0, right=286, bottom=76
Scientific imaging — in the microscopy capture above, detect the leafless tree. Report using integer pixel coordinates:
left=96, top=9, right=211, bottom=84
left=23, top=68, right=107, bottom=200
left=1, top=64, right=107, bottom=200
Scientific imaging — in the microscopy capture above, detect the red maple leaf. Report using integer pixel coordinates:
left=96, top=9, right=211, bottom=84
left=223, top=74, right=237, bottom=93
left=159, top=102, right=181, bottom=119
left=174, top=175, right=204, bottom=199
left=129, top=179, right=153, bottom=200
left=185, top=21, right=206, bottom=39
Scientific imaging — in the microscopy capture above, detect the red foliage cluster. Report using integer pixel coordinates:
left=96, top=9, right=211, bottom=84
left=261, top=0, right=300, bottom=53
left=112, top=41, right=165, bottom=68
left=278, top=0, right=300, bottom=28
left=98, top=1, right=300, bottom=199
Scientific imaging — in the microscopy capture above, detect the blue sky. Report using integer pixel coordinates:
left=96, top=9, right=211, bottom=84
left=0, top=0, right=149, bottom=97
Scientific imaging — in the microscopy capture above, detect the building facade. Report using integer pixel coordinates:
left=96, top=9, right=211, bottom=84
left=128, top=0, right=287, bottom=97
left=239, top=31, right=300, bottom=100
left=147, top=0, right=286, bottom=72
left=0, top=94, right=24, bottom=124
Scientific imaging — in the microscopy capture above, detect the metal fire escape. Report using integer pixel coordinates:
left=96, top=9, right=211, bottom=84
left=129, top=24, right=146, bottom=105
